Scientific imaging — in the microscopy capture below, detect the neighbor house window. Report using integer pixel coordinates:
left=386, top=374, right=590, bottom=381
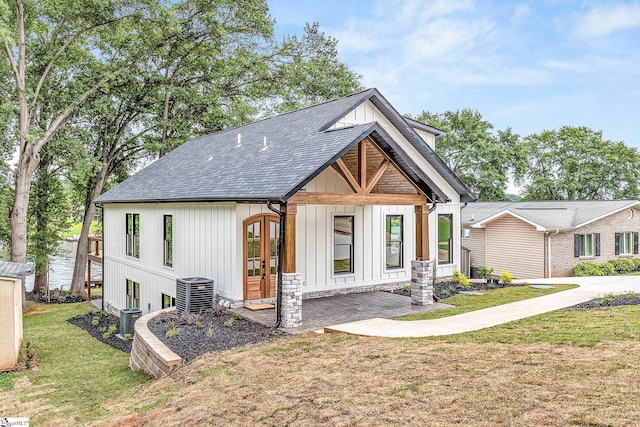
left=438, top=214, right=453, bottom=264
left=574, top=233, right=600, bottom=257
left=126, top=213, right=140, bottom=258
left=163, top=215, right=173, bottom=266
left=385, top=215, right=403, bottom=269
left=334, top=216, right=354, bottom=274
left=615, top=232, right=638, bottom=255
left=162, top=293, right=175, bottom=309
left=126, top=279, right=140, bottom=309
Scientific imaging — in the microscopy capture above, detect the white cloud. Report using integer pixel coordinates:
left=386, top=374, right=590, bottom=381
left=573, top=3, right=640, bottom=38
left=512, top=4, right=531, bottom=21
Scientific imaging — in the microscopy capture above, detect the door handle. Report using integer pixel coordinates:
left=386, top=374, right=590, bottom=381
left=262, top=260, right=266, bottom=279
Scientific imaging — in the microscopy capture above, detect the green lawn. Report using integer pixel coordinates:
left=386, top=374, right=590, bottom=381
left=61, top=222, right=101, bottom=238
left=0, top=302, right=152, bottom=425
left=398, top=284, right=578, bottom=321
left=436, top=304, right=640, bottom=346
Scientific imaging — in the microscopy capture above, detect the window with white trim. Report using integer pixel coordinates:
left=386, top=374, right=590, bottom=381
left=438, top=214, right=453, bottom=264
left=574, top=233, right=600, bottom=257
left=615, top=232, right=638, bottom=255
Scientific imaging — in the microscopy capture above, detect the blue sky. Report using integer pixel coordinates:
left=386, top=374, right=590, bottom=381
left=267, top=0, right=640, bottom=148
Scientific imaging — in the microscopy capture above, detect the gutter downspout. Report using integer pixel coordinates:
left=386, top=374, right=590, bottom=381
left=267, top=201, right=284, bottom=328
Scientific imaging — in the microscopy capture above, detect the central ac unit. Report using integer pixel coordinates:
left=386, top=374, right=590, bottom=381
left=176, top=277, right=214, bottom=313
left=120, top=308, right=142, bottom=336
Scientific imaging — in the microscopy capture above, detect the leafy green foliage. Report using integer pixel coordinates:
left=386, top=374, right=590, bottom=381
left=414, top=109, right=524, bottom=201
left=572, top=262, right=604, bottom=277
left=453, top=269, right=470, bottom=289
left=477, top=266, right=494, bottom=279
left=500, top=270, right=513, bottom=285
left=519, top=126, right=640, bottom=200
left=607, top=258, right=635, bottom=274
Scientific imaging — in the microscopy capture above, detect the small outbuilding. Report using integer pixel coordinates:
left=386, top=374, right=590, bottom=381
left=0, top=260, right=27, bottom=372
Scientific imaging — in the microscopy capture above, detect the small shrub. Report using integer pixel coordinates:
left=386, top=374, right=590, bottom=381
left=195, top=321, right=203, bottom=329
left=572, top=262, right=603, bottom=277
left=124, top=333, right=133, bottom=341
left=478, top=266, right=494, bottom=280
left=624, top=290, right=637, bottom=299
left=402, top=283, right=411, bottom=292
left=592, top=298, right=604, bottom=306
left=233, top=312, right=243, bottom=320
left=165, top=328, right=178, bottom=338
left=633, top=259, right=640, bottom=271
left=224, top=318, right=234, bottom=328
left=166, top=320, right=176, bottom=330
left=607, top=258, right=635, bottom=274
left=453, top=270, right=470, bottom=289
left=500, top=270, right=513, bottom=285
left=603, top=293, right=615, bottom=303
left=91, top=316, right=100, bottom=327
left=599, top=263, right=616, bottom=276
left=207, top=327, right=214, bottom=338
left=103, top=325, right=117, bottom=339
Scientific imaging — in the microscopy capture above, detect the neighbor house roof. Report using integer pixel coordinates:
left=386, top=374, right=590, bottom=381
left=462, top=200, right=640, bottom=232
left=96, top=88, right=475, bottom=204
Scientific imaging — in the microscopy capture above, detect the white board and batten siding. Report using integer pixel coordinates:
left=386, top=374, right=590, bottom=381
left=330, top=100, right=463, bottom=276
left=484, top=216, right=544, bottom=279
left=103, top=203, right=237, bottom=314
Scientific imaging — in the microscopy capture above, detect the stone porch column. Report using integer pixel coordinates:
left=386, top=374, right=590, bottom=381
left=281, top=272, right=302, bottom=328
left=411, top=259, right=434, bottom=305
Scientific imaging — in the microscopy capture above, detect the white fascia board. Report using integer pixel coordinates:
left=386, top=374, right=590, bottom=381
left=572, top=201, right=640, bottom=230
left=469, top=210, right=547, bottom=231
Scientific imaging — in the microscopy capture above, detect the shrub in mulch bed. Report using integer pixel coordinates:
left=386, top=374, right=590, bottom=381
left=27, top=289, right=100, bottom=304
left=148, top=306, right=287, bottom=362
left=67, top=311, right=132, bottom=353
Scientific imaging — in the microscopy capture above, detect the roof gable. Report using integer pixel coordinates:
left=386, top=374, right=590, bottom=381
left=96, top=89, right=475, bottom=204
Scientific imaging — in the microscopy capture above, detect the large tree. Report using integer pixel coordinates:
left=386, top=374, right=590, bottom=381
left=0, top=0, right=179, bottom=268
left=519, top=126, right=640, bottom=200
left=66, top=8, right=361, bottom=295
left=415, top=109, right=524, bottom=201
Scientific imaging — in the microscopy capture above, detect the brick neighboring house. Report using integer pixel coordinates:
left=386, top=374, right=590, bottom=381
left=462, top=200, right=640, bottom=278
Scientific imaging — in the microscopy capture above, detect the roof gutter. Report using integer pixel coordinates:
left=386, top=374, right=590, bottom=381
left=266, top=200, right=285, bottom=329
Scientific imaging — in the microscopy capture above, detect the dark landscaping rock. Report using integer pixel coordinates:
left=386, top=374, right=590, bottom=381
left=67, top=311, right=132, bottom=353
left=148, top=307, right=287, bottom=362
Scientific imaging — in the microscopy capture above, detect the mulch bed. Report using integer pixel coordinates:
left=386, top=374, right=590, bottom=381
left=67, top=311, right=132, bottom=353
left=568, top=293, right=640, bottom=309
left=147, top=307, right=287, bottom=362
left=28, top=289, right=100, bottom=304
left=390, top=280, right=523, bottom=301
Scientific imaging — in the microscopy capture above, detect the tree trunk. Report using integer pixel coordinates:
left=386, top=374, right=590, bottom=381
left=33, top=260, right=49, bottom=296
left=11, top=147, right=38, bottom=310
left=69, top=165, right=110, bottom=295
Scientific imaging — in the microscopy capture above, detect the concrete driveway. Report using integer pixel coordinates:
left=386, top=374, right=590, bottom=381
left=324, top=276, right=640, bottom=338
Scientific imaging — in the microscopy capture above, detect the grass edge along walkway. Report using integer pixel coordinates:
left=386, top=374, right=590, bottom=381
left=398, top=284, right=578, bottom=321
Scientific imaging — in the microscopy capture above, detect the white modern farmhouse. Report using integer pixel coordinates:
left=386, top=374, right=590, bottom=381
left=96, top=88, right=475, bottom=327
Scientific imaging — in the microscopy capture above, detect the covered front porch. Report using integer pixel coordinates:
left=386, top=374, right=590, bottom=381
left=235, top=290, right=452, bottom=334
left=269, top=134, right=444, bottom=327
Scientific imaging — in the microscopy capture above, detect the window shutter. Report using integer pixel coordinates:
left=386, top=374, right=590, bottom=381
left=635, top=232, right=639, bottom=255
left=595, top=233, right=601, bottom=256
left=615, top=233, right=620, bottom=255
left=574, top=234, right=580, bottom=257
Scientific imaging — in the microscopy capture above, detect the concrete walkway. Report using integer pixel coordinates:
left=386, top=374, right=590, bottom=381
left=324, top=276, right=640, bottom=338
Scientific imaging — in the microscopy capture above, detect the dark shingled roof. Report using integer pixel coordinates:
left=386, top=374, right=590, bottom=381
left=96, top=88, right=475, bottom=204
